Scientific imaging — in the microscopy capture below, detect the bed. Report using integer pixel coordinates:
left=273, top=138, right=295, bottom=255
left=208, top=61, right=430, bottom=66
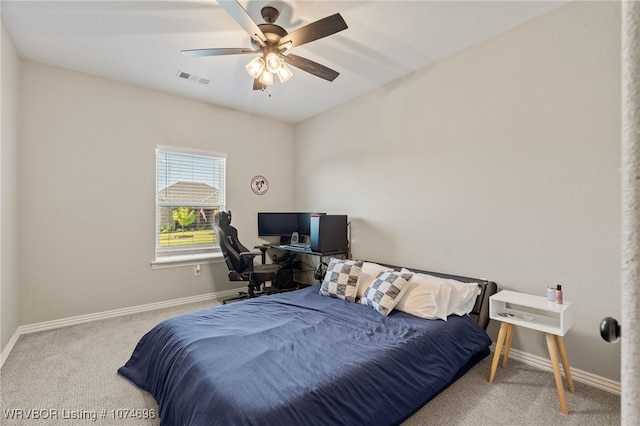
left=119, top=261, right=497, bottom=426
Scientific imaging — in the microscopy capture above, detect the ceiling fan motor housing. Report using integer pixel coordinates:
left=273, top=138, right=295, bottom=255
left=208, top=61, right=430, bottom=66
left=251, top=23, right=288, bottom=50
left=251, top=6, right=288, bottom=51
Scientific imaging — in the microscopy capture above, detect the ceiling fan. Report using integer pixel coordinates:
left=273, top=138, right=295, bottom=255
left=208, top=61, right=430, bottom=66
left=181, top=0, right=348, bottom=90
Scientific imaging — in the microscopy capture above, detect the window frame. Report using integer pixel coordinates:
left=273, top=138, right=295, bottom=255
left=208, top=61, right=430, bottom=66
left=152, top=145, right=226, bottom=268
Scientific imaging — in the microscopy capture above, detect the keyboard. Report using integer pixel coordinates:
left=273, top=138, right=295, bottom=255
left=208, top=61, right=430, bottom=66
left=276, top=244, right=312, bottom=253
left=289, top=242, right=310, bottom=248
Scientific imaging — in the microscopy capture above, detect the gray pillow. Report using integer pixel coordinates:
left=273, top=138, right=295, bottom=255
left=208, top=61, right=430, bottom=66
left=360, top=271, right=413, bottom=316
left=319, top=258, right=364, bottom=302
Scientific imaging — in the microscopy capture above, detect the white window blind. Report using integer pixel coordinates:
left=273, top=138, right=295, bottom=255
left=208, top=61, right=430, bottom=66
left=155, top=146, right=226, bottom=261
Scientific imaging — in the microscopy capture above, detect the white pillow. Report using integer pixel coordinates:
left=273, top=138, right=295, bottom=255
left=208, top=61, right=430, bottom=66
left=360, top=271, right=413, bottom=316
left=318, top=258, right=363, bottom=302
left=355, top=262, right=394, bottom=299
left=395, top=270, right=480, bottom=320
left=446, top=279, right=481, bottom=316
left=395, top=272, right=451, bottom=320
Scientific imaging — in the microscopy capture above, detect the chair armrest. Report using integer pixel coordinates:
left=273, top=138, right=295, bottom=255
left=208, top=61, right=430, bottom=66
left=254, top=245, right=270, bottom=264
left=240, top=251, right=261, bottom=259
left=239, top=251, right=261, bottom=272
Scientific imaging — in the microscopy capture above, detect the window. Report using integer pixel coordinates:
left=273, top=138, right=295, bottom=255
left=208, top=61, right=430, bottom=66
left=155, top=146, right=226, bottom=264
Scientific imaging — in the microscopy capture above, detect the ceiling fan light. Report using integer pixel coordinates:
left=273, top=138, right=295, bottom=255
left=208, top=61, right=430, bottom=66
left=265, top=52, right=282, bottom=73
left=277, top=62, right=293, bottom=83
left=259, top=70, right=274, bottom=86
left=245, top=57, right=265, bottom=79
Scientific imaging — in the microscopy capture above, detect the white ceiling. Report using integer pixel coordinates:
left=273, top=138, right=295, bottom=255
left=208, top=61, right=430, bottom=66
left=1, top=0, right=568, bottom=124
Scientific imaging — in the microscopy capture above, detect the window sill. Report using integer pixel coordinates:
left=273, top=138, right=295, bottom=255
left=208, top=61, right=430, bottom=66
left=151, top=252, right=224, bottom=270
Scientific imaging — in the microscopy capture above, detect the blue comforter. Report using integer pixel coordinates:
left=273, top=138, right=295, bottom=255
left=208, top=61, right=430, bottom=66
left=119, top=285, right=491, bottom=426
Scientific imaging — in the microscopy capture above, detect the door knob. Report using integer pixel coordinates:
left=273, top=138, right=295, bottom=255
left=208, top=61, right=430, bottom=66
left=600, top=317, right=621, bottom=343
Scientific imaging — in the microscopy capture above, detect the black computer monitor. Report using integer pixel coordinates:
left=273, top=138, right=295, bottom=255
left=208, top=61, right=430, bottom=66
left=257, top=212, right=326, bottom=240
left=257, top=212, right=298, bottom=237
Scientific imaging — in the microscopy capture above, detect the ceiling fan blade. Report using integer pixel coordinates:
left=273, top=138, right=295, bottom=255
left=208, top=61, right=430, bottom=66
left=282, top=53, right=340, bottom=82
left=181, top=48, right=256, bottom=57
left=278, top=13, right=347, bottom=49
left=252, top=78, right=263, bottom=91
left=217, top=0, right=266, bottom=45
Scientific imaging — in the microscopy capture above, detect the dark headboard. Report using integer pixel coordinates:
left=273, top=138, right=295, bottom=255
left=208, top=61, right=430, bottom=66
left=376, top=263, right=497, bottom=330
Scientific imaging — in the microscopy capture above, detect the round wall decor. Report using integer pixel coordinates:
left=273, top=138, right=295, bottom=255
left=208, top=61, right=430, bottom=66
left=251, top=175, right=269, bottom=195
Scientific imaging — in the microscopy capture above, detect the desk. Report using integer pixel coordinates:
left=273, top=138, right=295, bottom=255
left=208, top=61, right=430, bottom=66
left=488, top=290, right=574, bottom=414
left=256, top=244, right=349, bottom=284
left=257, top=243, right=348, bottom=258
left=275, top=244, right=348, bottom=257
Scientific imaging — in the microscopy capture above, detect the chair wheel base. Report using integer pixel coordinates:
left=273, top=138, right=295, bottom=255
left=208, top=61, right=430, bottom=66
left=222, top=288, right=268, bottom=304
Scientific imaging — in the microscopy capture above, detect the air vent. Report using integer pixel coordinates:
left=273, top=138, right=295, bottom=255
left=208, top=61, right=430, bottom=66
left=176, top=70, right=209, bottom=85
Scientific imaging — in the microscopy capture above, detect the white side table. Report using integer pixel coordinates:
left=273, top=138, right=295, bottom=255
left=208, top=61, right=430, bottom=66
left=487, top=290, right=575, bottom=414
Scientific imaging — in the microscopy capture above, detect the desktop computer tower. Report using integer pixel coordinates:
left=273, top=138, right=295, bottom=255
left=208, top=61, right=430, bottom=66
left=310, top=215, right=348, bottom=252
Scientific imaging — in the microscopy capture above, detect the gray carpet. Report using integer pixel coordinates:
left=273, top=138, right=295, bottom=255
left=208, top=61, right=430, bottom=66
left=1, top=299, right=620, bottom=425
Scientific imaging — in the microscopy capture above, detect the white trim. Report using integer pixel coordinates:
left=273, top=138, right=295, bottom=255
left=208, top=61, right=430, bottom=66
left=151, top=252, right=224, bottom=269
left=0, top=329, right=21, bottom=370
left=0, top=287, right=245, bottom=369
left=156, top=145, right=227, bottom=159
left=490, top=344, right=621, bottom=395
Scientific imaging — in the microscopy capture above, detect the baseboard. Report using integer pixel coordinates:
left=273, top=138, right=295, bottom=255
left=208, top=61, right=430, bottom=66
left=0, top=329, right=22, bottom=370
left=0, top=287, right=244, bottom=369
left=490, top=344, right=621, bottom=395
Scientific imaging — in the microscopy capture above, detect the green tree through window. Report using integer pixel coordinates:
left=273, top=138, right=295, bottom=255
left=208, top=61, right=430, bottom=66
left=173, top=207, right=196, bottom=233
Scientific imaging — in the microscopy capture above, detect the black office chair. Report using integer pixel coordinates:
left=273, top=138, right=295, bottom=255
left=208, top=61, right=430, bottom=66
left=214, top=211, right=281, bottom=304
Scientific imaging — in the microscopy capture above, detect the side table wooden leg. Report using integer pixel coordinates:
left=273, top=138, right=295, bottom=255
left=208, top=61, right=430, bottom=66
left=555, top=335, right=575, bottom=392
left=501, top=323, right=514, bottom=368
left=546, top=333, right=569, bottom=414
left=489, top=322, right=508, bottom=383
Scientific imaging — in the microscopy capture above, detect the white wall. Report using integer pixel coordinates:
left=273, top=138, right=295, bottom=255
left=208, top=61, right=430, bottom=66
left=1, top=20, right=20, bottom=354
left=295, top=1, right=621, bottom=381
left=18, top=61, right=296, bottom=325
